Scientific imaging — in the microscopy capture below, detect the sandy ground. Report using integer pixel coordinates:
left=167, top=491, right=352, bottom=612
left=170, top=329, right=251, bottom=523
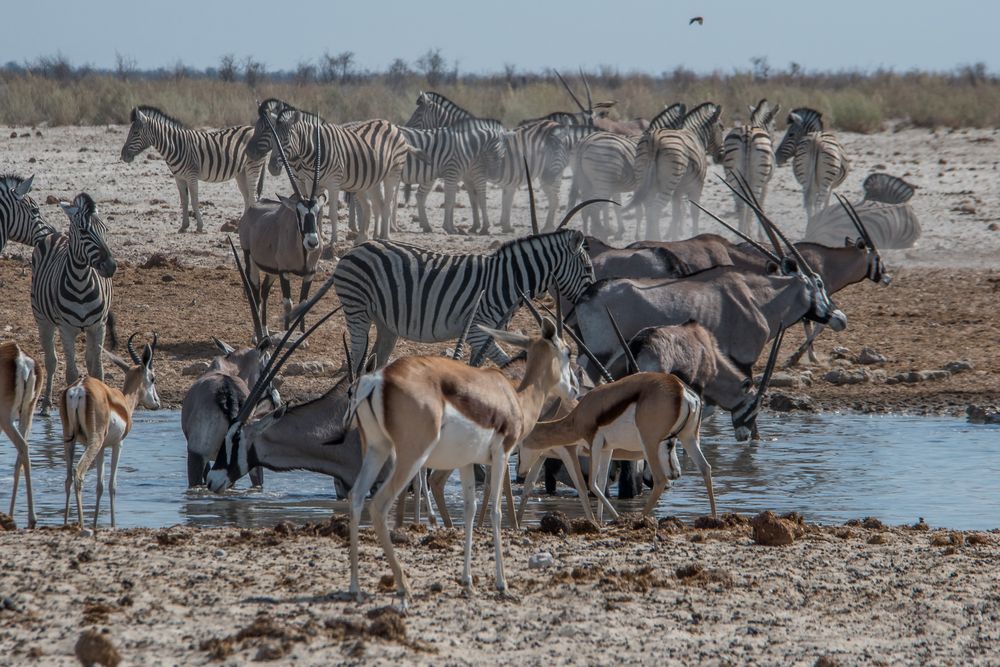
left=1, top=125, right=999, bottom=665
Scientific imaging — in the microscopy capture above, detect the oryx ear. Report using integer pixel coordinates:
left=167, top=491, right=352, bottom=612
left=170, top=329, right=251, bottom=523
left=477, top=325, right=531, bottom=350
left=364, top=353, right=378, bottom=374
left=780, top=257, right=799, bottom=275
left=844, top=236, right=853, bottom=247
left=765, top=260, right=780, bottom=275
left=12, top=175, right=34, bottom=199
left=102, top=348, right=131, bottom=371
left=213, top=337, right=236, bottom=355
left=855, top=238, right=866, bottom=250
left=273, top=403, right=288, bottom=420
left=741, top=378, right=753, bottom=392
left=278, top=195, right=297, bottom=210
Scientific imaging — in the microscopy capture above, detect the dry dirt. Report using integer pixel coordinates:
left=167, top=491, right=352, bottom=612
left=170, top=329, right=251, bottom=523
left=1, top=125, right=999, bottom=665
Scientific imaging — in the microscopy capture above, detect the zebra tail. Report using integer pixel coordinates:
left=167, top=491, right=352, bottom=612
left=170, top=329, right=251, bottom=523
left=255, top=164, right=266, bottom=200
left=409, top=147, right=433, bottom=164
left=624, top=149, right=658, bottom=213
left=568, top=171, right=580, bottom=209
left=105, top=311, right=118, bottom=350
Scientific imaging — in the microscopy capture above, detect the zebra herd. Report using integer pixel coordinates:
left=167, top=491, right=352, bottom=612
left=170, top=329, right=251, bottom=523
left=2, top=81, right=919, bottom=598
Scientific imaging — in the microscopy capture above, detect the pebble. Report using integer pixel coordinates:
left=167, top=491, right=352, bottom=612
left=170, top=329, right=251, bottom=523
left=79, top=528, right=94, bottom=539
left=857, top=347, right=887, bottom=365
left=214, top=548, right=227, bottom=558
left=528, top=552, right=555, bottom=569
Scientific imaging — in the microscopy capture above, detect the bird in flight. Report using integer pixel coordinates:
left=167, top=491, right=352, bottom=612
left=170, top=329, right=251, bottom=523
left=689, top=16, right=704, bottom=25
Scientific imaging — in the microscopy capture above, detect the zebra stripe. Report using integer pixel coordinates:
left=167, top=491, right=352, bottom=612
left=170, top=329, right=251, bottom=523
left=723, top=100, right=780, bottom=237
left=405, top=92, right=480, bottom=129
left=0, top=174, right=55, bottom=253
left=806, top=200, right=921, bottom=249
left=31, top=193, right=116, bottom=411
left=332, top=229, right=594, bottom=367
left=774, top=108, right=850, bottom=222
left=121, top=106, right=266, bottom=232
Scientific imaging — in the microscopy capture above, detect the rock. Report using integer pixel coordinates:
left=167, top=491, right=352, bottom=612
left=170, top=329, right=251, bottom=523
left=0, top=513, right=15, bottom=531
left=763, top=372, right=799, bottom=388
left=160, top=274, right=175, bottom=283
left=767, top=392, right=816, bottom=412
left=2, top=595, right=21, bottom=611
left=28, top=157, right=36, bottom=163
left=944, top=359, right=973, bottom=373
left=989, top=223, right=999, bottom=232
left=750, top=511, right=801, bottom=546
left=823, top=369, right=872, bottom=385
left=213, top=548, right=227, bottom=558
left=966, top=405, right=1000, bottom=424
left=891, top=370, right=951, bottom=384
left=912, top=517, right=930, bottom=531
left=9, top=131, right=16, bottom=138
left=45, top=195, right=60, bottom=205
left=856, top=347, right=887, bottom=365
left=830, top=346, right=852, bottom=359
left=254, top=642, right=285, bottom=661
left=181, top=361, right=209, bottom=376
left=528, top=552, right=555, bottom=569
left=74, top=628, right=121, bottom=667
left=815, top=656, right=842, bottom=667
left=219, top=219, right=239, bottom=233
left=283, top=360, right=338, bottom=376
left=539, top=511, right=571, bottom=535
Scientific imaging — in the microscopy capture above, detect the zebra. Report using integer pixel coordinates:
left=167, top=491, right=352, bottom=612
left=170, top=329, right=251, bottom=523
left=805, top=173, right=921, bottom=249
left=723, top=99, right=781, bottom=239
left=569, top=103, right=688, bottom=240
left=482, top=120, right=571, bottom=233
left=774, top=107, right=850, bottom=222
left=1, top=174, right=56, bottom=253
left=247, top=99, right=410, bottom=243
left=631, top=102, right=725, bottom=241
left=404, top=91, right=491, bottom=130
left=398, top=119, right=505, bottom=235
left=31, top=193, right=116, bottom=415
left=120, top=106, right=266, bottom=233
left=331, top=221, right=595, bottom=370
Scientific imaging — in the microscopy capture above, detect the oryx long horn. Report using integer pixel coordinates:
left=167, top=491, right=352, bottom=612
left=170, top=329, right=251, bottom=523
left=126, top=332, right=141, bottom=365
left=227, top=235, right=265, bottom=342
left=517, top=289, right=545, bottom=326
left=523, top=156, right=539, bottom=235
left=834, top=192, right=876, bottom=251
left=606, top=307, right=638, bottom=375
left=311, top=119, right=322, bottom=200
left=261, top=103, right=303, bottom=201
left=556, top=197, right=619, bottom=230
left=554, top=69, right=587, bottom=114
left=719, top=171, right=783, bottom=259
left=536, top=301, right=614, bottom=384
left=453, top=290, right=485, bottom=361
left=689, top=200, right=780, bottom=263
left=343, top=332, right=355, bottom=384
left=579, top=67, right=593, bottom=114
left=753, top=324, right=786, bottom=413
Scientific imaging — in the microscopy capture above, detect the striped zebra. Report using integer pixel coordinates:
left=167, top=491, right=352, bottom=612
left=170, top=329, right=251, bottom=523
left=774, top=107, right=850, bottom=222
left=631, top=102, right=725, bottom=241
left=482, top=121, right=571, bottom=233
left=398, top=119, right=505, bottom=235
left=248, top=100, right=410, bottom=243
left=1, top=174, right=56, bottom=253
left=405, top=91, right=484, bottom=129
left=332, top=228, right=595, bottom=368
left=31, top=194, right=116, bottom=414
left=569, top=103, right=687, bottom=240
left=120, top=106, right=266, bottom=233
left=723, top=99, right=781, bottom=239
left=805, top=173, right=921, bottom=249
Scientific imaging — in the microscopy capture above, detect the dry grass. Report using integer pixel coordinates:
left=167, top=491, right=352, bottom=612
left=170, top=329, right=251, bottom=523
left=2, top=68, right=1000, bottom=131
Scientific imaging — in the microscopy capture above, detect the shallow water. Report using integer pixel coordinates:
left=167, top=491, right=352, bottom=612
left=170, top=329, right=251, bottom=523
left=1, top=411, right=998, bottom=530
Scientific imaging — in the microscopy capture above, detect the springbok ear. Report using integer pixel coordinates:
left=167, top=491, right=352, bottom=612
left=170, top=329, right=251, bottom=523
left=12, top=175, right=34, bottom=199
left=540, top=317, right=558, bottom=340
left=477, top=325, right=531, bottom=350
left=59, top=202, right=78, bottom=218
left=142, top=343, right=154, bottom=368
left=213, top=337, right=236, bottom=355
left=102, top=348, right=131, bottom=371
left=780, top=257, right=799, bottom=275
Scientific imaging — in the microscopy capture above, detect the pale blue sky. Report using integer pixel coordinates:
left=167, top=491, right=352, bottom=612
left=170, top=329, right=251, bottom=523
left=5, top=0, right=995, bottom=74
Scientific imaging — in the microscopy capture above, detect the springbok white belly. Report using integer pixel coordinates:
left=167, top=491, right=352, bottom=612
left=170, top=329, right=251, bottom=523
left=595, top=404, right=643, bottom=454
left=106, top=411, right=127, bottom=446
left=425, top=402, right=502, bottom=470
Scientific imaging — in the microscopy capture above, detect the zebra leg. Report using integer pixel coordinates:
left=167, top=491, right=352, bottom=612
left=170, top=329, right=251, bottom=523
left=467, top=182, right=482, bottom=234
left=355, top=194, right=374, bottom=243
left=297, top=280, right=313, bottom=334
left=279, top=275, right=293, bottom=332
left=541, top=179, right=560, bottom=232
left=688, top=186, right=703, bottom=237
left=345, top=310, right=374, bottom=373
left=235, top=171, right=251, bottom=212
left=383, top=173, right=402, bottom=236
left=499, top=187, right=515, bottom=233
left=442, top=180, right=460, bottom=235
left=84, top=322, right=106, bottom=382
left=614, top=193, right=627, bottom=240
left=175, top=177, right=190, bottom=232
left=475, top=179, right=491, bottom=235
left=36, top=319, right=58, bottom=415
left=415, top=184, right=432, bottom=232
left=58, top=325, right=81, bottom=387
left=668, top=194, right=684, bottom=241
left=189, top=180, right=204, bottom=232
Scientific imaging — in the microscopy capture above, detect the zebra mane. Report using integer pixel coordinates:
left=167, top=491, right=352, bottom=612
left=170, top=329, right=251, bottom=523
left=648, top=103, right=687, bottom=130
left=788, top=107, right=823, bottom=132
left=133, top=105, right=185, bottom=127
left=451, top=116, right=505, bottom=129
left=682, top=102, right=721, bottom=130
left=418, top=91, right=476, bottom=117
left=493, top=228, right=581, bottom=254
left=71, top=192, right=98, bottom=219
left=0, top=173, right=29, bottom=189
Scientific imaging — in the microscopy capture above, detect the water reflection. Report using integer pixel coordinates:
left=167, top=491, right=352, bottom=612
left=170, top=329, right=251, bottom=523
left=1, top=410, right=997, bottom=530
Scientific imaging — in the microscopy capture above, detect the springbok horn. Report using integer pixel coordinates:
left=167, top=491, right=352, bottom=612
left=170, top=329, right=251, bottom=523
left=719, top=172, right=783, bottom=259
left=311, top=120, right=322, bottom=200
left=453, top=290, right=485, bottom=361
left=579, top=67, right=593, bottom=114
left=126, top=332, right=141, bottom=365
left=537, top=301, right=614, bottom=384
left=150, top=333, right=158, bottom=359
left=834, top=192, right=877, bottom=252
left=554, top=69, right=587, bottom=114
left=523, top=156, right=539, bottom=235
left=343, top=332, right=355, bottom=384
left=689, top=201, right=780, bottom=263
left=261, top=104, right=304, bottom=201
left=606, top=307, right=638, bottom=375
left=517, top=289, right=545, bottom=326
left=753, top=324, right=786, bottom=413
left=227, top=235, right=265, bottom=342
left=556, top=197, right=619, bottom=230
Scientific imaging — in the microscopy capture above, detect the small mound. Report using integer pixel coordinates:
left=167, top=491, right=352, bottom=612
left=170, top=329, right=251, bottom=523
left=75, top=628, right=121, bottom=667
left=0, top=513, right=16, bottom=531
left=751, top=511, right=802, bottom=546
left=539, top=511, right=571, bottom=535
left=675, top=563, right=734, bottom=588
left=139, top=252, right=182, bottom=270
left=366, top=607, right=407, bottom=641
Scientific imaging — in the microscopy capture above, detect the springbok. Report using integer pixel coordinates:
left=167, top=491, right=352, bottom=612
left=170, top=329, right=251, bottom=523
left=239, top=114, right=324, bottom=335
left=60, top=334, right=160, bottom=529
left=1, top=342, right=42, bottom=528
left=346, top=302, right=579, bottom=601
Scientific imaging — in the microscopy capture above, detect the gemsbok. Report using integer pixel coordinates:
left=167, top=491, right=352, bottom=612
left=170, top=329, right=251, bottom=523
left=1, top=342, right=42, bottom=528
left=60, top=334, right=160, bottom=529
left=346, top=301, right=579, bottom=601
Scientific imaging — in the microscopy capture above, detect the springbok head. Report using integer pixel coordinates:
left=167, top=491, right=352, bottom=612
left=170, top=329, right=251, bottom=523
left=105, top=333, right=161, bottom=410
left=61, top=193, right=117, bottom=278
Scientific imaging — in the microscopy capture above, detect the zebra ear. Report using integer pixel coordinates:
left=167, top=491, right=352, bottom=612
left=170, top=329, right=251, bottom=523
left=134, top=108, right=147, bottom=124
left=12, top=175, right=33, bottom=199
left=789, top=112, right=803, bottom=126
left=59, top=202, right=79, bottom=218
